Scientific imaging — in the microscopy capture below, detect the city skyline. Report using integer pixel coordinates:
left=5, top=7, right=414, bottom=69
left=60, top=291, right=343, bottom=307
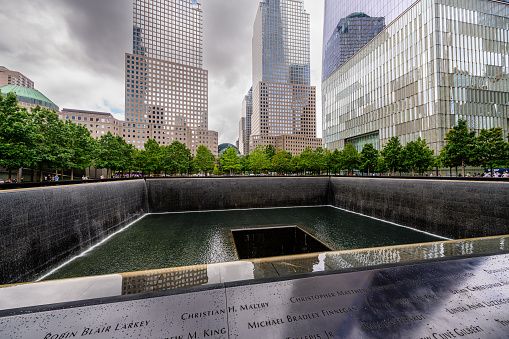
left=0, top=0, right=325, bottom=146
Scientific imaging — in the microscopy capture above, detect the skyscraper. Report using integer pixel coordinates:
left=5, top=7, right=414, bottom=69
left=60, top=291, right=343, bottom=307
left=322, top=0, right=509, bottom=153
left=238, top=87, right=252, bottom=155
left=124, top=0, right=218, bottom=155
left=248, top=0, right=321, bottom=155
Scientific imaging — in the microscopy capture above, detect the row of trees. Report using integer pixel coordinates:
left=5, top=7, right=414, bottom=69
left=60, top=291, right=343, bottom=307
left=2, top=91, right=508, bottom=181
left=0, top=93, right=203, bottom=181
left=216, top=140, right=435, bottom=177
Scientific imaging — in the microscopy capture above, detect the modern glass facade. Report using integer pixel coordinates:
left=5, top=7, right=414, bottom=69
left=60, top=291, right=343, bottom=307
left=323, top=13, right=385, bottom=81
left=249, top=0, right=321, bottom=154
left=323, top=0, right=418, bottom=81
left=322, top=0, right=509, bottom=154
left=124, top=0, right=218, bottom=155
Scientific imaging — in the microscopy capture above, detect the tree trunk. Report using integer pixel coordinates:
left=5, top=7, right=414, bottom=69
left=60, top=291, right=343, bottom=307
left=461, top=159, right=465, bottom=178
left=39, top=167, right=43, bottom=182
left=71, top=168, right=74, bottom=181
left=412, top=168, right=415, bottom=176
left=8, top=169, right=12, bottom=180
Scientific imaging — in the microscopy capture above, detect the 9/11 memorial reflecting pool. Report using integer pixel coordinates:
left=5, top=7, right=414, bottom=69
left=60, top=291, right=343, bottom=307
left=38, top=206, right=445, bottom=281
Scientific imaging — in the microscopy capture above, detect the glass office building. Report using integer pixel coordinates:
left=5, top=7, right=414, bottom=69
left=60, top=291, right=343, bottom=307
left=249, top=0, right=321, bottom=155
left=124, top=0, right=218, bottom=155
left=322, top=0, right=509, bottom=153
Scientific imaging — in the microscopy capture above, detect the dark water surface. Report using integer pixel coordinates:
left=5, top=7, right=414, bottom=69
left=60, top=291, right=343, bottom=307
left=40, top=206, right=444, bottom=280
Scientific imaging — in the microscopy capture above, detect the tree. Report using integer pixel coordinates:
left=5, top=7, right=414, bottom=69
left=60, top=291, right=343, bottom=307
left=291, top=154, right=302, bottom=175
left=240, top=154, right=250, bottom=174
left=265, top=144, right=276, bottom=161
left=360, top=143, right=379, bottom=176
left=164, top=141, right=192, bottom=175
left=193, top=145, right=215, bottom=176
left=271, top=149, right=293, bottom=175
left=65, top=121, right=96, bottom=180
left=94, top=132, right=127, bottom=178
left=440, top=119, right=476, bottom=177
left=402, top=137, right=434, bottom=176
left=329, top=149, right=342, bottom=175
left=313, top=147, right=327, bottom=175
left=144, top=138, right=163, bottom=175
left=220, top=147, right=241, bottom=175
left=248, top=145, right=270, bottom=174
left=299, top=147, right=314, bottom=174
left=474, top=127, right=506, bottom=176
left=342, top=143, right=359, bottom=174
left=0, top=92, right=36, bottom=181
left=381, top=136, right=404, bottom=176
left=31, top=107, right=72, bottom=181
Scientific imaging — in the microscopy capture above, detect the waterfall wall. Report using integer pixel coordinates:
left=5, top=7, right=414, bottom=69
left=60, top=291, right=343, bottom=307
left=329, top=177, right=509, bottom=239
left=1, top=177, right=508, bottom=285
left=0, top=181, right=148, bottom=284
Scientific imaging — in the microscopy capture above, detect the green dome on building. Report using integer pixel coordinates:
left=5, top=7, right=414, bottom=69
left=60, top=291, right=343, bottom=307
left=0, top=85, right=59, bottom=111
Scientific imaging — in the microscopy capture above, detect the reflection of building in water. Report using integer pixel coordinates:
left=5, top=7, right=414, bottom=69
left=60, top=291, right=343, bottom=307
left=322, top=0, right=509, bottom=154
left=121, top=265, right=208, bottom=294
left=322, top=13, right=384, bottom=81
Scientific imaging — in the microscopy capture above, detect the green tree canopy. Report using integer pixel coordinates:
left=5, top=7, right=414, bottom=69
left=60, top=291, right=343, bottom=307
left=0, top=92, right=36, bottom=179
left=220, top=147, right=241, bottom=175
left=402, top=137, right=434, bottom=176
left=65, top=121, right=97, bottom=180
left=163, top=141, right=193, bottom=175
left=31, top=107, right=72, bottom=180
left=94, top=132, right=129, bottom=178
left=328, top=149, right=342, bottom=174
left=265, top=144, right=276, bottom=161
left=342, top=143, right=359, bottom=173
left=271, top=149, right=293, bottom=175
left=381, top=136, right=404, bottom=175
left=144, top=138, right=163, bottom=174
left=440, top=119, right=476, bottom=177
left=474, top=127, right=506, bottom=175
left=298, top=147, right=314, bottom=174
left=313, top=147, right=327, bottom=175
left=193, top=145, right=215, bottom=175
left=248, top=145, right=270, bottom=174
left=360, top=143, right=379, bottom=176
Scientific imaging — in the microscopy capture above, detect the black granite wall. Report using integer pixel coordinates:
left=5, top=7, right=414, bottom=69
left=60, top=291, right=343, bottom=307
left=329, top=177, right=509, bottom=239
left=1, top=177, right=508, bottom=285
left=0, top=181, right=148, bottom=284
left=146, top=177, right=330, bottom=212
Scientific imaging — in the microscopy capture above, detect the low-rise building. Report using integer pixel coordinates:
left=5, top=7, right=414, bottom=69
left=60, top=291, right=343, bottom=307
left=59, top=108, right=122, bottom=139
left=0, top=66, right=35, bottom=89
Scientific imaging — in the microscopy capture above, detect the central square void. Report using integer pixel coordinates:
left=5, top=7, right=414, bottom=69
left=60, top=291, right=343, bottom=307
left=231, top=225, right=333, bottom=260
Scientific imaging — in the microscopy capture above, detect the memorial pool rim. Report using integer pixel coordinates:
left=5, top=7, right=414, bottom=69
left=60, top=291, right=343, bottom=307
left=0, top=176, right=508, bottom=311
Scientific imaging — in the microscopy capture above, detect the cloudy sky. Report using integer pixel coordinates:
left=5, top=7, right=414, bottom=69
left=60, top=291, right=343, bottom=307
left=0, top=0, right=324, bottom=144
